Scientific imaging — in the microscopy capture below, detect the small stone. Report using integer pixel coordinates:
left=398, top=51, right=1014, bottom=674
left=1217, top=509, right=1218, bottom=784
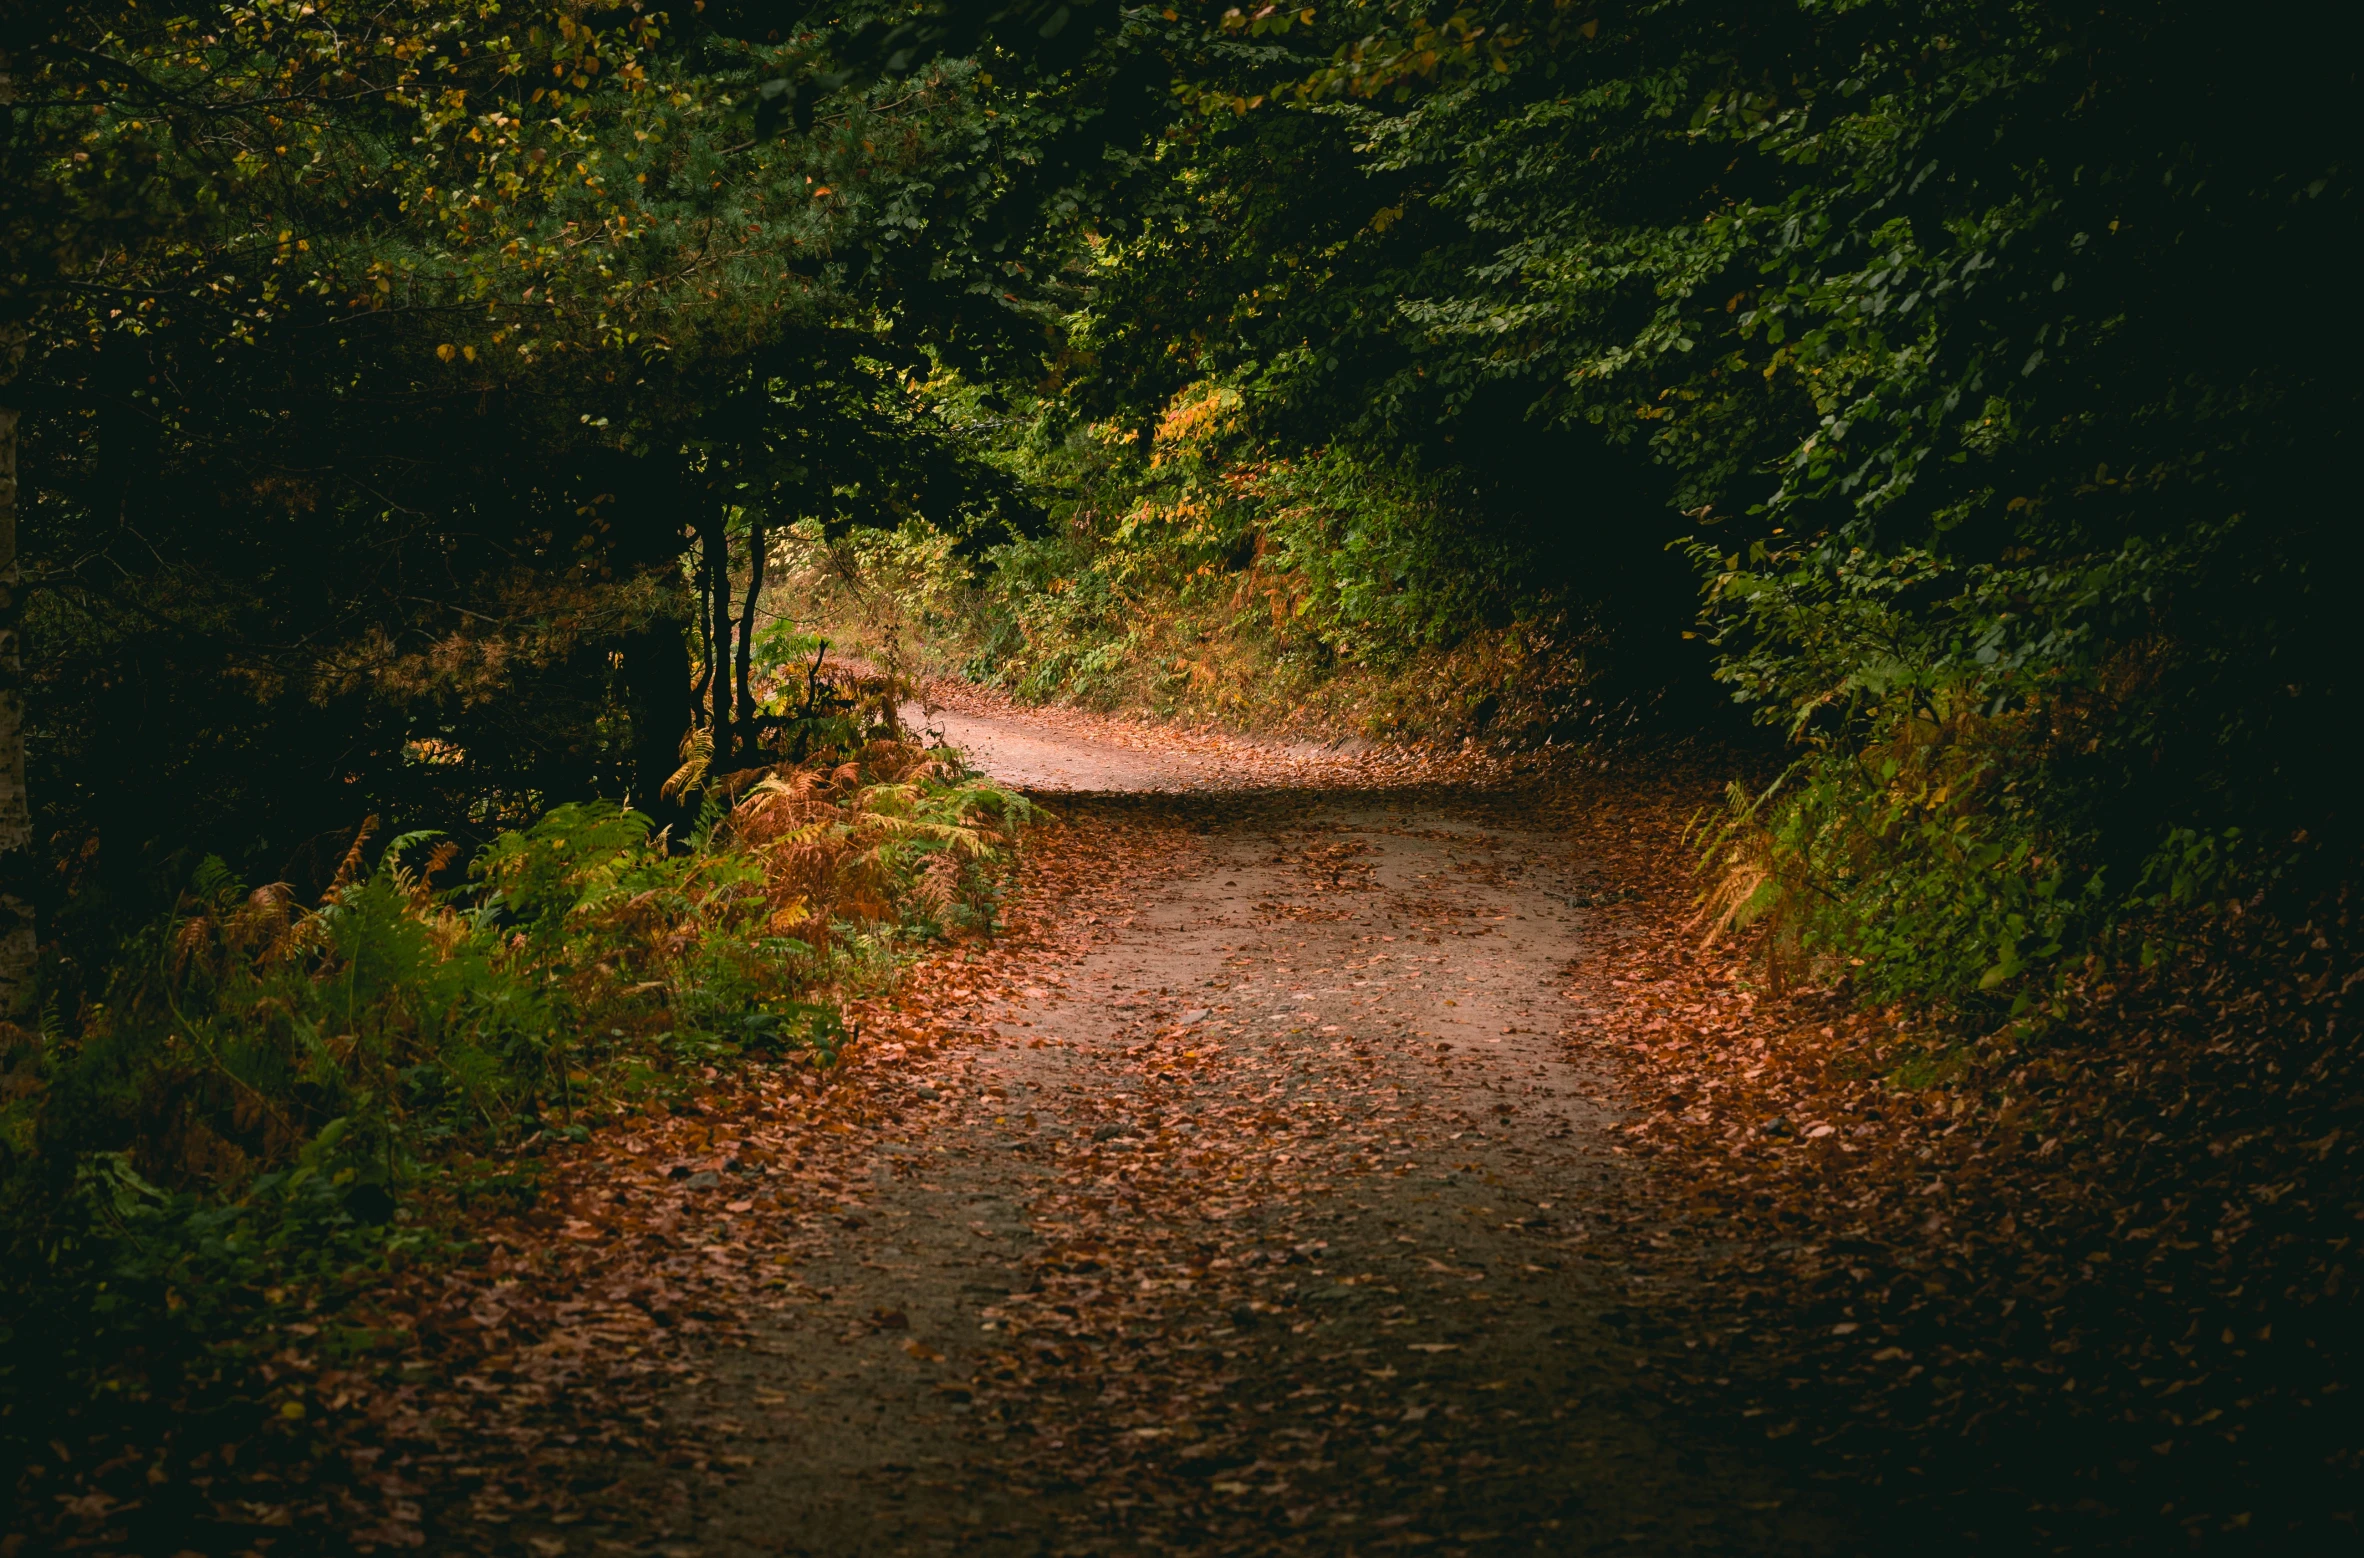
left=686, top=1170, right=722, bottom=1189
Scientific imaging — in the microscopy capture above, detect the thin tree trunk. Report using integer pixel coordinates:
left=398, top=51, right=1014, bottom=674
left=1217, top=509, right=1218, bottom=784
left=0, top=321, right=34, bottom=1017
left=687, top=541, right=714, bottom=715
left=705, top=510, right=732, bottom=768
left=620, top=608, right=691, bottom=828
left=734, top=514, right=764, bottom=749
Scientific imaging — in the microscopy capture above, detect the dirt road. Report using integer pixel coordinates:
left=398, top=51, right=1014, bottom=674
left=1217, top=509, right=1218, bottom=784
left=615, top=709, right=1867, bottom=1555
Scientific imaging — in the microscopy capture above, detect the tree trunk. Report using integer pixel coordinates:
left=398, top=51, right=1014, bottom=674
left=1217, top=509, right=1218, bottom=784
left=620, top=609, right=691, bottom=830
left=703, top=509, right=732, bottom=768
left=688, top=540, right=714, bottom=716
left=0, top=321, right=34, bottom=1017
left=734, top=514, right=765, bottom=748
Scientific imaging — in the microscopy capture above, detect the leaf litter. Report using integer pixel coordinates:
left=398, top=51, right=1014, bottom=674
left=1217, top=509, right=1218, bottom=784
left=29, top=710, right=2355, bottom=1556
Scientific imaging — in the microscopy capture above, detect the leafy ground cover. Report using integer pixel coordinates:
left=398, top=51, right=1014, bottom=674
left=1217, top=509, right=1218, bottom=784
left=2, top=704, right=1027, bottom=1553
left=13, top=688, right=2355, bottom=1554
left=1551, top=776, right=2364, bottom=1550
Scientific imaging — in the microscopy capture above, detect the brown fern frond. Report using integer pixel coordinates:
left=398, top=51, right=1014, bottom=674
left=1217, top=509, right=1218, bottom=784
left=228, top=883, right=298, bottom=959
left=837, top=886, right=894, bottom=921
left=709, top=764, right=775, bottom=801
left=1687, top=780, right=1808, bottom=993
left=172, top=915, right=215, bottom=979
left=662, top=727, right=714, bottom=801
left=914, top=853, right=962, bottom=917
left=270, top=912, right=330, bottom=965
left=1695, top=859, right=1773, bottom=949
left=419, top=906, right=472, bottom=957
left=392, top=839, right=461, bottom=912
left=739, top=768, right=830, bottom=809
left=324, top=816, right=379, bottom=901
left=247, top=881, right=297, bottom=920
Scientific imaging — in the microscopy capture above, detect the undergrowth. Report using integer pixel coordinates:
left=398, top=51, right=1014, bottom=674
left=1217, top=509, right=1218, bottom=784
left=785, top=376, right=2351, bottom=1030
left=781, top=381, right=1617, bottom=749
left=0, top=722, right=1027, bottom=1495
left=1624, top=881, right=2364, bottom=1548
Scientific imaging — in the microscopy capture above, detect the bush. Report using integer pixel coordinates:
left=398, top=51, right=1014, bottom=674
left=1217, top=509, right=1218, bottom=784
left=0, top=736, right=1027, bottom=1474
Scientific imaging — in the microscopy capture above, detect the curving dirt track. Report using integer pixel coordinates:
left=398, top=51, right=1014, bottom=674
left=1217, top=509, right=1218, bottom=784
left=620, top=706, right=1871, bottom=1556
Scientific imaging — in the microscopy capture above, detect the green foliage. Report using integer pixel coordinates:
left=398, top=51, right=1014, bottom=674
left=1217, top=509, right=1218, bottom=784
left=6, top=0, right=1048, bottom=992
left=0, top=739, right=1024, bottom=1469
left=945, top=0, right=2362, bottom=1006
left=801, top=379, right=1608, bottom=742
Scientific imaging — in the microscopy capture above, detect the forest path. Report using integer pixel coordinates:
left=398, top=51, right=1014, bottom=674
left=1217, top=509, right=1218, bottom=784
left=900, top=701, right=1232, bottom=792
left=640, top=710, right=1863, bottom=1555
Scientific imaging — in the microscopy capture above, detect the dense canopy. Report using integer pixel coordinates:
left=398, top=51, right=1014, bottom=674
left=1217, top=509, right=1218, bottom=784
left=8, top=0, right=2348, bottom=1003
left=2, top=0, right=2358, bottom=1539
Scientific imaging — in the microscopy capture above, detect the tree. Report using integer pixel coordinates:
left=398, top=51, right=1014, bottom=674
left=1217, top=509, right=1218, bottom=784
left=0, top=0, right=1043, bottom=990
left=928, top=0, right=2364, bottom=998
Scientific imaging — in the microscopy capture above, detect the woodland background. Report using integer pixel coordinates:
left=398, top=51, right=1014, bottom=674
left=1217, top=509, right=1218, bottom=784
left=2, top=0, right=2357, bottom=1542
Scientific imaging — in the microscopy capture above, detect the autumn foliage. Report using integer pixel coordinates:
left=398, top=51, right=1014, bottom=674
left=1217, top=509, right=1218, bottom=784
left=0, top=725, right=1026, bottom=1519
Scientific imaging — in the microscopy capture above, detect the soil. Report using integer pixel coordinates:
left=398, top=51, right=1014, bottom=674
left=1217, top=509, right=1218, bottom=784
left=29, top=693, right=2352, bottom=1556
left=611, top=703, right=1871, bottom=1555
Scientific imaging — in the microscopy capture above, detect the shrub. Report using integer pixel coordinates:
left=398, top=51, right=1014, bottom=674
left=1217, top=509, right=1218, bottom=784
left=0, top=737, right=1027, bottom=1471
